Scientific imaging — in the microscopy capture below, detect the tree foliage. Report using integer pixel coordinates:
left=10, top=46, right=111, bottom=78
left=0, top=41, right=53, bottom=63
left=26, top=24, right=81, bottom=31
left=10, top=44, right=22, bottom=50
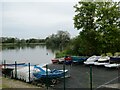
left=73, top=1, right=120, bottom=55
left=46, top=31, right=70, bottom=51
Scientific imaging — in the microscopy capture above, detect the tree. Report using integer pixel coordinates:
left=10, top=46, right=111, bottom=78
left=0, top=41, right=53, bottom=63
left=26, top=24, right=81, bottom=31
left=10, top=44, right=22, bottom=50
left=96, top=1, right=120, bottom=54
left=46, top=31, right=70, bottom=51
left=73, top=1, right=99, bottom=55
left=73, top=0, right=120, bottom=55
left=57, top=31, right=70, bottom=51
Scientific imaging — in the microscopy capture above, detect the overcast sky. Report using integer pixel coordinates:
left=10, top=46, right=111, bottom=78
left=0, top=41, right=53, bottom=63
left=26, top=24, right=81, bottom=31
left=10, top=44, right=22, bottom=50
left=0, top=0, right=119, bottom=39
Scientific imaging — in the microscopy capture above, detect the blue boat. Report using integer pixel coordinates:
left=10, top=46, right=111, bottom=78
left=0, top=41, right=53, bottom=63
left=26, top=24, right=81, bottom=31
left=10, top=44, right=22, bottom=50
left=64, top=60, right=72, bottom=65
left=2, top=63, right=26, bottom=66
left=33, top=65, right=68, bottom=79
left=64, top=56, right=72, bottom=65
left=71, top=56, right=88, bottom=63
left=110, top=57, right=120, bottom=63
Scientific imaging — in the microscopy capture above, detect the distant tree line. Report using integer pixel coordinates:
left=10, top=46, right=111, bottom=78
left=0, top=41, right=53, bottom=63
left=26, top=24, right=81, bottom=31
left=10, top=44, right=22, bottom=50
left=1, top=37, right=46, bottom=44
left=0, top=30, right=70, bottom=49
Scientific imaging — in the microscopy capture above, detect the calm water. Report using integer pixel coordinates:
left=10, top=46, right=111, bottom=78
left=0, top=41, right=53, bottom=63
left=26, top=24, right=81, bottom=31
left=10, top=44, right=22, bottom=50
left=0, top=45, right=56, bottom=64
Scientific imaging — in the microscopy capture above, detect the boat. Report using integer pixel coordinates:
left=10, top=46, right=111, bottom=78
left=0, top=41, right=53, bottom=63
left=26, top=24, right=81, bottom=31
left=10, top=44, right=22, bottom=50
left=104, top=56, right=120, bottom=68
left=64, top=56, right=72, bottom=65
left=110, top=56, right=120, bottom=63
left=84, top=55, right=101, bottom=65
left=104, top=63, right=120, bottom=68
left=71, top=56, right=88, bottom=63
left=33, top=65, right=68, bottom=82
left=2, top=62, right=27, bottom=76
left=51, top=58, right=59, bottom=64
left=12, top=64, right=68, bottom=83
left=2, top=63, right=26, bottom=66
left=12, top=64, right=47, bottom=82
left=12, top=66, right=35, bottom=82
left=58, top=58, right=64, bottom=64
left=2, top=62, right=26, bottom=69
left=94, top=56, right=110, bottom=66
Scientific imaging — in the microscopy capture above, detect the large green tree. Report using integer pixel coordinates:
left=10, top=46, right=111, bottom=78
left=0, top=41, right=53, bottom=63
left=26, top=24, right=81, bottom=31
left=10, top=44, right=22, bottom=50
left=96, top=2, right=120, bottom=54
left=73, top=0, right=120, bottom=55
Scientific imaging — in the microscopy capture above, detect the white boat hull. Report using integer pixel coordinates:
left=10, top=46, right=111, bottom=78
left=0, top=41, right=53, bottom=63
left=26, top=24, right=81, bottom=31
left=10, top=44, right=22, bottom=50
left=84, top=61, right=96, bottom=65
left=12, top=66, right=35, bottom=82
left=84, top=56, right=101, bottom=65
left=94, top=62, right=109, bottom=66
left=104, top=64, right=120, bottom=68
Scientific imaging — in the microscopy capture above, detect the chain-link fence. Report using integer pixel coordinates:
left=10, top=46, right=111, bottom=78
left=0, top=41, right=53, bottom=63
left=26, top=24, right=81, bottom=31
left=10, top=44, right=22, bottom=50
left=1, top=60, right=120, bottom=90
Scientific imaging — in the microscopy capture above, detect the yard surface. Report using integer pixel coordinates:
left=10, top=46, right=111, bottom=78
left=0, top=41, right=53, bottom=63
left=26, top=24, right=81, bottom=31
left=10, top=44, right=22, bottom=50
left=48, top=63, right=120, bottom=89
left=0, top=63, right=120, bottom=90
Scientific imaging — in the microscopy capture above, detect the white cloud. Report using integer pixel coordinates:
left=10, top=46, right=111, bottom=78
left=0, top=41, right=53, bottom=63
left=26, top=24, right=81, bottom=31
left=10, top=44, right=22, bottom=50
left=4, top=10, right=72, bottom=27
left=0, top=2, right=2, bottom=36
left=2, top=0, right=79, bottom=3
left=2, top=2, right=79, bottom=38
left=1, top=0, right=119, bottom=2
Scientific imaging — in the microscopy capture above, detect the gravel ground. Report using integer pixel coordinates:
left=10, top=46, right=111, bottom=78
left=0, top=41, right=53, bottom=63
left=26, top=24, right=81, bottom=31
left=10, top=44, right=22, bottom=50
left=47, top=63, right=120, bottom=89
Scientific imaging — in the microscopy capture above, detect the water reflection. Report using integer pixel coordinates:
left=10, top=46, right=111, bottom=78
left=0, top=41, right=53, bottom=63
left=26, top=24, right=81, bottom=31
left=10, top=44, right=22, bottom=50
left=2, top=44, right=45, bottom=50
left=0, top=46, right=2, bottom=51
left=46, top=45, right=60, bottom=53
left=1, top=44, right=58, bottom=64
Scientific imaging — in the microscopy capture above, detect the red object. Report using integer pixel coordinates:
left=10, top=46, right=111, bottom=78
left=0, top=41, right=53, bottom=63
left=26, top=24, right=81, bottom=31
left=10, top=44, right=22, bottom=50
left=65, top=56, right=72, bottom=61
left=51, top=59, right=59, bottom=64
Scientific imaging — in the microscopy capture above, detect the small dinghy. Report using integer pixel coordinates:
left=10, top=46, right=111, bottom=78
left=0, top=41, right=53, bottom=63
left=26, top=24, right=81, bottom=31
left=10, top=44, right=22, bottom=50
left=12, top=65, right=35, bottom=82
left=94, top=56, right=110, bottom=66
left=104, top=63, right=120, bottom=68
left=33, top=65, right=68, bottom=79
left=104, top=56, right=120, bottom=68
left=84, top=55, right=101, bottom=65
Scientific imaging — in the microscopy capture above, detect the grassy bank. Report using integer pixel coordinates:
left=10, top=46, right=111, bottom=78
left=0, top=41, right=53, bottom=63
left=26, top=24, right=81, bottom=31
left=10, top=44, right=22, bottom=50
left=1, top=77, right=42, bottom=88
left=56, top=50, right=120, bottom=58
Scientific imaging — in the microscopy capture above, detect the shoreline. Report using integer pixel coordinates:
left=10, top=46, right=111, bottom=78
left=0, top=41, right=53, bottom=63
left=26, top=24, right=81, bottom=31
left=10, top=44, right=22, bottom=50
left=1, top=43, right=46, bottom=46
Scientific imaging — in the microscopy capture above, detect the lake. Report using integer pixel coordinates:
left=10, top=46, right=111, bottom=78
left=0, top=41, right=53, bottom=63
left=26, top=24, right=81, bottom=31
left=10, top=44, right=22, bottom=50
left=0, top=45, right=57, bottom=64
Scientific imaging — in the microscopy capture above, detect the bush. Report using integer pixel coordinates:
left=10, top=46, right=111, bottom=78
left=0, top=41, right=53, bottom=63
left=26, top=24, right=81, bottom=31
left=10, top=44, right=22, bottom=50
left=114, top=52, right=120, bottom=56
left=55, top=51, right=67, bottom=58
left=106, top=53, right=113, bottom=57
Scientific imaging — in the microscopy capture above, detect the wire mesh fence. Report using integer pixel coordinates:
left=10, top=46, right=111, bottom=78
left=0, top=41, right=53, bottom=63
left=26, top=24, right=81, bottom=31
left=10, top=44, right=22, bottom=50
left=1, top=60, right=120, bottom=90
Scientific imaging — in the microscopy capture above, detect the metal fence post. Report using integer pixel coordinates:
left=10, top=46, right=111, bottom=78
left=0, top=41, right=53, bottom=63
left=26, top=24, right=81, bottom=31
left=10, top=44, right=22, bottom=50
left=63, top=61, right=65, bottom=90
left=11, top=70, right=13, bottom=79
left=4, top=60, right=6, bottom=69
left=4, top=60, right=6, bottom=77
left=28, top=63, right=30, bottom=83
left=46, top=64, right=48, bottom=90
left=90, top=66, right=92, bottom=90
left=15, top=61, right=17, bottom=79
left=118, top=63, right=120, bottom=84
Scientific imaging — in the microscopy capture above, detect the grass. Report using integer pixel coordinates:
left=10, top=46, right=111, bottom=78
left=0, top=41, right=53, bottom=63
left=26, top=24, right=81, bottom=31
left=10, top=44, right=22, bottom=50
left=1, top=77, right=41, bottom=88
left=1, top=84, right=10, bottom=88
